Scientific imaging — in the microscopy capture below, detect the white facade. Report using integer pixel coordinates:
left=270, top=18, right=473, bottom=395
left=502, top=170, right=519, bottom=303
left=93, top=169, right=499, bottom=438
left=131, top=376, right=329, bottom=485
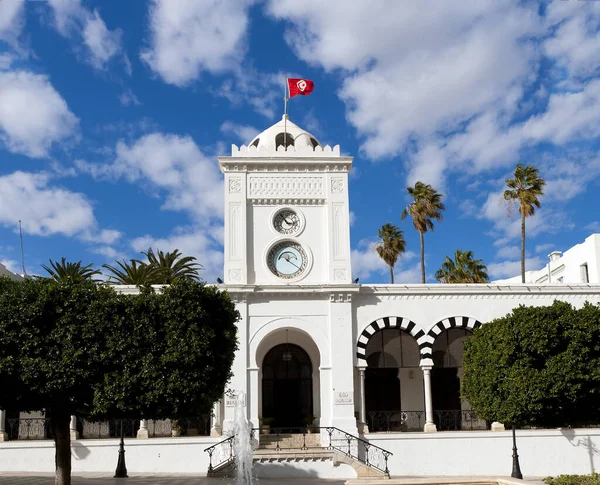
left=494, top=233, right=600, bottom=284
left=216, top=116, right=600, bottom=450
left=0, top=263, right=22, bottom=281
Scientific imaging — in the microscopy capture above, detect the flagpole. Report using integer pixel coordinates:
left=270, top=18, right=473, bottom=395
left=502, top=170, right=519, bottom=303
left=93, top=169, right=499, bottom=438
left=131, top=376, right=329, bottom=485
left=284, top=77, right=288, bottom=151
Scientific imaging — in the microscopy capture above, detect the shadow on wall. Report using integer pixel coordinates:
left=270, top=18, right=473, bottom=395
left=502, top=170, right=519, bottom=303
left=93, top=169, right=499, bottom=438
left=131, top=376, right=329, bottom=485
left=71, top=441, right=91, bottom=461
left=561, top=429, right=599, bottom=474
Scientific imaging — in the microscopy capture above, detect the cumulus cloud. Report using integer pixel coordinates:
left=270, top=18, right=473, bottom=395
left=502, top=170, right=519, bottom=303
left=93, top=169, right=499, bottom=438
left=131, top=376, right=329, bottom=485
left=0, top=70, right=78, bottom=158
left=220, top=121, right=259, bottom=144
left=141, top=0, right=253, bottom=86
left=488, top=256, right=545, bottom=280
left=46, top=0, right=124, bottom=71
left=0, top=0, right=25, bottom=49
left=351, top=239, right=419, bottom=283
left=0, top=170, right=94, bottom=237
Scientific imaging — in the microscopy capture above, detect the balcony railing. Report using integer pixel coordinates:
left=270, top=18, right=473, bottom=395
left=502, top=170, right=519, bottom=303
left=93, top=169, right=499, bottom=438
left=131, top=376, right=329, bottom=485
left=5, top=415, right=211, bottom=441
left=367, top=410, right=487, bottom=432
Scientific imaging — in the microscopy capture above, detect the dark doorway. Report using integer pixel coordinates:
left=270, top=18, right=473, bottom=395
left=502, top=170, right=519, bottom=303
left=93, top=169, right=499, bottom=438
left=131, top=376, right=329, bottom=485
left=431, top=367, right=461, bottom=429
left=365, top=368, right=401, bottom=432
left=262, top=343, right=312, bottom=427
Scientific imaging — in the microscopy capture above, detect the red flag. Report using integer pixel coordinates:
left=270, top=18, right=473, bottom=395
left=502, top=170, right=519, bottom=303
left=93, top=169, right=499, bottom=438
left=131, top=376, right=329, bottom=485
left=288, top=78, right=315, bottom=98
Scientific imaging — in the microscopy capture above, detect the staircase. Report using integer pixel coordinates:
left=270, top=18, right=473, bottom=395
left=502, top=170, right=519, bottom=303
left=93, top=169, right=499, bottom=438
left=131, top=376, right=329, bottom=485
left=204, top=427, right=392, bottom=479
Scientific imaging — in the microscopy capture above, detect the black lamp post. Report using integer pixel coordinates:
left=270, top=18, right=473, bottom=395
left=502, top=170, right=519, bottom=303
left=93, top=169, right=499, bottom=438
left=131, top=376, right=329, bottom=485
left=511, top=424, right=523, bottom=479
left=114, top=419, right=128, bottom=478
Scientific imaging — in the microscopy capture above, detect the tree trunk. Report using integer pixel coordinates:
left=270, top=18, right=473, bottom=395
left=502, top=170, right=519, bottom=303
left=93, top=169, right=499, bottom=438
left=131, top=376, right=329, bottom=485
left=419, top=231, right=426, bottom=284
left=389, top=265, right=394, bottom=284
left=521, top=214, right=526, bottom=284
left=50, top=412, right=71, bottom=485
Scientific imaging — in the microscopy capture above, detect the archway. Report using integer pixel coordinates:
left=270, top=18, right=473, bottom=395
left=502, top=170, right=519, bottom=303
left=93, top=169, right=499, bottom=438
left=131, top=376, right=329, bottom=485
left=363, top=328, right=421, bottom=432
left=262, top=343, right=313, bottom=427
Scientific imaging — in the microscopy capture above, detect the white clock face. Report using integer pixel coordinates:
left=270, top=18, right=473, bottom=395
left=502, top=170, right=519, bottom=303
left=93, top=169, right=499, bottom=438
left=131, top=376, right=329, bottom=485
left=273, top=209, right=301, bottom=235
left=267, top=242, right=308, bottom=279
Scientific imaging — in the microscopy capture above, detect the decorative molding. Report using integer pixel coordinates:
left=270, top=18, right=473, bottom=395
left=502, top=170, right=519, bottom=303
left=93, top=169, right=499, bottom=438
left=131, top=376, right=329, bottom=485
left=231, top=144, right=342, bottom=157
left=228, top=269, right=242, bottom=282
left=228, top=178, right=242, bottom=193
left=250, top=198, right=326, bottom=206
left=248, top=175, right=325, bottom=199
left=329, top=293, right=353, bottom=303
left=228, top=203, right=241, bottom=261
left=331, top=178, right=344, bottom=193
left=332, top=203, right=347, bottom=260
left=219, top=161, right=352, bottom=173
left=334, top=268, right=346, bottom=281
left=356, top=317, right=423, bottom=365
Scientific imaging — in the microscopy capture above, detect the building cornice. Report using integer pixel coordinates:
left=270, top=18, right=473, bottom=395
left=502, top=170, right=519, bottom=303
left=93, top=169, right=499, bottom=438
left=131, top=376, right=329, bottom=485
left=219, top=157, right=353, bottom=174
left=359, top=283, right=600, bottom=296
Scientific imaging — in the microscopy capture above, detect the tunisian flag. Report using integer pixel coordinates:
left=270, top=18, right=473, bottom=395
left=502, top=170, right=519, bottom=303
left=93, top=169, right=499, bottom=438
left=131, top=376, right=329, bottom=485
left=288, top=78, right=315, bottom=98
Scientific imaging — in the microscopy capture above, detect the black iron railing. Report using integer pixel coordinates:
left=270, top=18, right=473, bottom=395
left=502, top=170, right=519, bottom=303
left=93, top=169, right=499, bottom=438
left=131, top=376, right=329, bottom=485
left=204, top=426, right=392, bottom=477
left=367, top=410, right=487, bottom=432
left=6, top=417, right=52, bottom=440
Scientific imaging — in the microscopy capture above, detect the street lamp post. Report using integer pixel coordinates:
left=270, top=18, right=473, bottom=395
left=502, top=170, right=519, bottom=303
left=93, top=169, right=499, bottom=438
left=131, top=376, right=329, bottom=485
left=511, top=424, right=523, bottom=479
left=114, top=419, right=128, bottom=478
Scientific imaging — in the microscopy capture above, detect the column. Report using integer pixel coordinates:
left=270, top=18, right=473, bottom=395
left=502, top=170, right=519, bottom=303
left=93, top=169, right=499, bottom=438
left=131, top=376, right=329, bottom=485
left=0, top=410, right=7, bottom=441
left=422, top=366, right=437, bottom=432
left=137, top=419, right=149, bottom=439
left=358, top=367, right=368, bottom=433
left=69, top=415, right=79, bottom=440
left=210, top=399, right=222, bottom=437
left=248, top=367, right=259, bottom=430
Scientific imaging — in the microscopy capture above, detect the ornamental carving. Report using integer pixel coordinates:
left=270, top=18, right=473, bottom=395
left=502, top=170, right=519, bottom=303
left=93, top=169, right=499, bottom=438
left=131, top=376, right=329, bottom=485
left=229, top=269, right=241, bottom=281
left=331, top=178, right=344, bottom=193
left=248, top=176, right=324, bottom=198
left=334, top=268, right=346, bottom=281
left=229, top=178, right=242, bottom=193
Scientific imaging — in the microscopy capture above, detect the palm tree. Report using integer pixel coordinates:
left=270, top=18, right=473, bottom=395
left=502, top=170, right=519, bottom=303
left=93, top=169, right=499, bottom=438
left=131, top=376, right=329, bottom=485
left=142, top=248, right=202, bottom=283
left=503, top=164, right=546, bottom=283
left=401, top=181, right=445, bottom=283
left=375, top=223, right=406, bottom=284
left=435, top=250, right=489, bottom=283
left=41, top=258, right=102, bottom=282
left=102, top=259, right=160, bottom=285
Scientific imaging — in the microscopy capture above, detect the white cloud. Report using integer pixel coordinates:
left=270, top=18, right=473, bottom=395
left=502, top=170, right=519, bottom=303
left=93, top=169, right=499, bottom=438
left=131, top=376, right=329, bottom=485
left=119, top=89, right=141, bottom=107
left=47, top=0, right=124, bottom=71
left=535, top=243, right=555, bottom=254
left=131, top=227, right=223, bottom=283
left=141, top=0, right=253, bottom=86
left=0, top=54, right=14, bottom=70
left=0, top=0, right=25, bottom=49
left=0, top=171, right=94, bottom=237
left=488, top=256, right=544, bottom=280
left=220, top=121, right=259, bottom=144
left=0, top=70, right=78, bottom=158
left=496, top=245, right=520, bottom=260
left=351, top=239, right=418, bottom=283
left=585, top=221, right=600, bottom=233
left=267, top=0, right=539, bottom=160
left=349, top=211, right=356, bottom=227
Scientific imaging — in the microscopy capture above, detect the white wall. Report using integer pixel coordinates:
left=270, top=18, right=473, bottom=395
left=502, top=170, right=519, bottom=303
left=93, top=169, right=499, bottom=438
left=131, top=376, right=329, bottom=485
left=368, top=429, right=600, bottom=477
left=0, top=436, right=219, bottom=474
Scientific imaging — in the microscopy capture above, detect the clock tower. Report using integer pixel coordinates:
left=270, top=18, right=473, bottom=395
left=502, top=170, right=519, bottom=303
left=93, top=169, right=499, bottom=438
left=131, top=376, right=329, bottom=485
left=219, top=114, right=353, bottom=285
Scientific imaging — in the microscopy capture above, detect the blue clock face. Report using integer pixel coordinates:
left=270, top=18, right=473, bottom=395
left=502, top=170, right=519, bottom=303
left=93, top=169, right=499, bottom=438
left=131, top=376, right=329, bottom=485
left=267, top=242, right=308, bottom=279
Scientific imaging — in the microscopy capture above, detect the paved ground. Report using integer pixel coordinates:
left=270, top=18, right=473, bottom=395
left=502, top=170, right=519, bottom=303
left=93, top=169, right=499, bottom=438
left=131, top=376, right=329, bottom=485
left=0, top=474, right=347, bottom=484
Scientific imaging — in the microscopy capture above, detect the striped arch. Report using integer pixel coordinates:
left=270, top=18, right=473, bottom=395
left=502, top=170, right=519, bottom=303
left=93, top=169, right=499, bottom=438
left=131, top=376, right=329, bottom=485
left=419, top=316, right=483, bottom=366
left=356, top=316, right=424, bottom=366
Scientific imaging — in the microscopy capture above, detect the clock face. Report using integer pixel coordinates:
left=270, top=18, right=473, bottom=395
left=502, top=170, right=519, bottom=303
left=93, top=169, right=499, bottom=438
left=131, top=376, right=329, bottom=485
left=267, top=241, right=308, bottom=279
left=273, top=209, right=301, bottom=235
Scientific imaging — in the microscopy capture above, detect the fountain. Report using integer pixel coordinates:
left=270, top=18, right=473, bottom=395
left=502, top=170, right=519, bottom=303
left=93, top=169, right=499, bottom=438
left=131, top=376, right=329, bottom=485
left=232, top=391, right=256, bottom=485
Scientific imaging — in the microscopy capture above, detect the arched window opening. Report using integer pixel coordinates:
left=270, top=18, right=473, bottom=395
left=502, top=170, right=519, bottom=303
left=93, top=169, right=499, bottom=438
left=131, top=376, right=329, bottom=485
left=432, top=328, right=471, bottom=368
left=364, top=328, right=421, bottom=432
left=275, top=132, right=295, bottom=149
left=250, top=138, right=259, bottom=147
left=310, top=137, right=320, bottom=148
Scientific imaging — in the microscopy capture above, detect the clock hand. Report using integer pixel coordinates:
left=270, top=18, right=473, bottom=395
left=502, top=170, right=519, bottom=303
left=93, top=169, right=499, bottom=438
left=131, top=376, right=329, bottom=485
left=279, top=252, right=301, bottom=269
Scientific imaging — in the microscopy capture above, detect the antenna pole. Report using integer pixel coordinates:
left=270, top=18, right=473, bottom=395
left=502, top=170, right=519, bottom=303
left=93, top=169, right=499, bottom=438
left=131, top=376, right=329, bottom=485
left=19, top=220, right=27, bottom=277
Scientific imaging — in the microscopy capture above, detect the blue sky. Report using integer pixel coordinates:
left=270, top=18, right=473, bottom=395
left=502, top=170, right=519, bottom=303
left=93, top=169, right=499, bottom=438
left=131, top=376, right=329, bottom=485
left=0, top=0, right=599, bottom=284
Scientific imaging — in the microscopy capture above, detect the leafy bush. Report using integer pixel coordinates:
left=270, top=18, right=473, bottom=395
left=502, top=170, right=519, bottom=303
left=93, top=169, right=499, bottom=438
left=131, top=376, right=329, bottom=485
left=543, top=473, right=600, bottom=485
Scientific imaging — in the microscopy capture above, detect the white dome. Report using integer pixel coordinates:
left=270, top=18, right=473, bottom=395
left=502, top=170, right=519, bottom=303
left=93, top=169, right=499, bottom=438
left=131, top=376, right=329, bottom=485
left=248, top=115, right=321, bottom=151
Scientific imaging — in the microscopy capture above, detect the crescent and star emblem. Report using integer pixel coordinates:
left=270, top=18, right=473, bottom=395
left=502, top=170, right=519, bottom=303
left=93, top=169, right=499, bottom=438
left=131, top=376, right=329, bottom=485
left=297, top=80, right=307, bottom=92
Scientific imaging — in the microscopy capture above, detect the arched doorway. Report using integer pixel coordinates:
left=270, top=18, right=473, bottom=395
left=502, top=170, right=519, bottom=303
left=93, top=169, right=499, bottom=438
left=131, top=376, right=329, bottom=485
left=364, top=328, right=421, bottom=431
left=431, top=327, right=472, bottom=430
left=262, top=343, right=313, bottom=427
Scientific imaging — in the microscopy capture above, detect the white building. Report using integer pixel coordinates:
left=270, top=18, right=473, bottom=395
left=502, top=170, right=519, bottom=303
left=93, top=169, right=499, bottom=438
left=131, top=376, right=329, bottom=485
left=494, top=234, right=600, bottom=285
left=0, top=263, right=23, bottom=281
left=1, top=116, right=599, bottom=478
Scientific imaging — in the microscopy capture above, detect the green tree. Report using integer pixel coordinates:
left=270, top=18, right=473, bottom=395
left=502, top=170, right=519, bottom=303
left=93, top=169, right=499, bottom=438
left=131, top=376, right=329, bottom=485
left=401, top=181, right=445, bottom=283
left=375, top=223, right=406, bottom=284
left=503, top=164, right=546, bottom=283
left=462, top=301, right=600, bottom=428
left=103, top=259, right=160, bottom=285
left=142, top=248, right=203, bottom=283
left=0, top=278, right=239, bottom=485
left=41, top=257, right=101, bottom=282
left=435, top=249, right=489, bottom=283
